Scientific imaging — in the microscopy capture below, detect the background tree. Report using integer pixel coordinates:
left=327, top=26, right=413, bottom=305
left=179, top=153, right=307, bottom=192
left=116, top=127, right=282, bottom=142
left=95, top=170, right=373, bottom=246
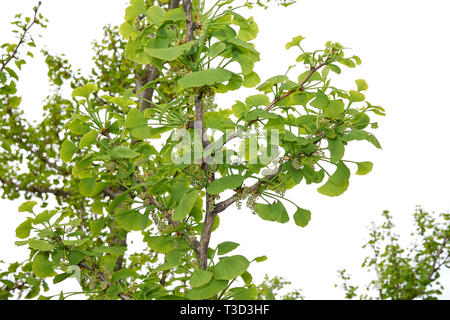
left=0, top=0, right=383, bottom=300
left=336, top=208, right=450, bottom=300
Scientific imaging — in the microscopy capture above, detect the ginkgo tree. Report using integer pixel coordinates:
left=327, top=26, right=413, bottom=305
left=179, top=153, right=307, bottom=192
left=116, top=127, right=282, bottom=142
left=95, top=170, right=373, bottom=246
left=0, top=0, right=384, bottom=300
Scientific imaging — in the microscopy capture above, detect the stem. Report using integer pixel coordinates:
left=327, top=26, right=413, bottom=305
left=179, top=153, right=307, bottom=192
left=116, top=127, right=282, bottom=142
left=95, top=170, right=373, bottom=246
left=0, top=2, right=42, bottom=73
left=182, top=0, right=195, bottom=43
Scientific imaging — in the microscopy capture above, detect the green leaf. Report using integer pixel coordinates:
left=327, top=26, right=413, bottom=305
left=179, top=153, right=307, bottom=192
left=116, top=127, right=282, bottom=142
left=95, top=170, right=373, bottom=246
left=349, top=90, right=365, bottom=102
left=225, top=10, right=248, bottom=27
left=317, top=162, right=350, bottom=197
left=293, top=207, right=311, bottom=227
left=96, top=245, right=127, bottom=255
left=350, top=113, right=370, bottom=130
left=254, top=255, right=267, bottom=263
left=111, top=146, right=140, bottom=158
left=163, top=7, right=186, bottom=22
left=207, top=42, right=227, bottom=58
left=265, top=117, right=284, bottom=130
left=29, top=239, right=54, bottom=252
left=186, top=278, right=228, bottom=300
left=238, top=17, right=258, bottom=41
left=120, top=22, right=138, bottom=40
left=190, top=270, right=213, bottom=288
left=146, top=236, right=173, bottom=253
left=285, top=35, right=305, bottom=49
left=68, top=119, right=90, bottom=135
left=33, top=210, right=56, bottom=225
left=60, top=140, right=78, bottom=162
left=254, top=201, right=289, bottom=223
left=145, top=41, right=194, bottom=61
left=243, top=71, right=261, bottom=88
left=298, top=70, right=321, bottom=84
left=178, top=69, right=232, bottom=88
left=245, top=94, right=270, bottom=108
left=231, top=286, right=259, bottom=300
left=213, top=255, right=250, bottom=280
left=215, top=73, right=243, bottom=93
left=172, top=190, right=198, bottom=221
left=356, top=161, right=373, bottom=175
left=53, top=272, right=74, bottom=284
left=9, top=96, right=21, bottom=108
left=325, top=99, right=345, bottom=118
left=129, top=126, right=150, bottom=140
left=16, top=219, right=32, bottom=239
left=341, top=130, right=381, bottom=149
left=352, top=55, right=362, bottom=65
left=355, top=79, right=368, bottom=91
left=217, top=241, right=240, bottom=255
left=125, top=108, right=147, bottom=128
left=189, top=197, right=203, bottom=223
left=115, top=208, right=148, bottom=231
left=338, top=58, right=356, bottom=68
left=206, top=175, right=245, bottom=195
left=232, top=101, right=247, bottom=118
left=280, top=161, right=303, bottom=189
left=212, top=26, right=237, bottom=41
left=79, top=178, right=97, bottom=197
left=68, top=250, right=85, bottom=265
left=32, top=253, right=53, bottom=278
left=204, top=110, right=235, bottom=131
left=131, top=126, right=169, bottom=140
left=232, top=53, right=253, bottom=75
left=79, top=130, right=98, bottom=148
left=125, top=0, right=147, bottom=22
left=328, top=139, right=345, bottom=163
left=19, top=201, right=37, bottom=213
left=266, top=75, right=288, bottom=85
left=328, top=64, right=341, bottom=74
left=89, top=218, right=106, bottom=237
left=147, top=6, right=165, bottom=25
left=112, top=269, right=138, bottom=282
left=246, top=109, right=279, bottom=121
left=241, top=271, right=253, bottom=285
left=72, top=83, right=98, bottom=99
left=165, top=248, right=186, bottom=266
left=279, top=80, right=298, bottom=92
left=310, top=90, right=328, bottom=109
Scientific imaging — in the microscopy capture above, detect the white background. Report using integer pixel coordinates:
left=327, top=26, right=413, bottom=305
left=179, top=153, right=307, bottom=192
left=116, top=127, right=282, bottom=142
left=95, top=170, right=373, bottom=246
left=1, top=0, right=449, bottom=299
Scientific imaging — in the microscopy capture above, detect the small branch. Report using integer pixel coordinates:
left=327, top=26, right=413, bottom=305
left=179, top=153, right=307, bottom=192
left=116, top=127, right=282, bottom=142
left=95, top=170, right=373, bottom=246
left=0, top=2, right=42, bottom=73
left=136, top=0, right=182, bottom=111
left=425, top=237, right=449, bottom=283
left=182, top=0, right=195, bottom=42
left=194, top=91, right=208, bottom=148
left=79, top=262, right=132, bottom=300
left=198, top=190, right=215, bottom=270
left=102, top=186, right=126, bottom=199
left=137, top=65, right=159, bottom=111
left=168, top=218, right=200, bottom=255
left=213, top=130, right=327, bottom=214
left=135, top=179, right=201, bottom=256
left=169, top=0, right=181, bottom=10
left=0, top=176, right=71, bottom=198
left=213, top=167, right=281, bottom=214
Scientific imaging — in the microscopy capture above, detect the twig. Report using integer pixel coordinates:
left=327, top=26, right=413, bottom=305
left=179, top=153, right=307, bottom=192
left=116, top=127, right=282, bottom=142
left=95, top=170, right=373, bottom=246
left=79, top=262, right=132, bottom=300
left=0, top=2, right=42, bottom=73
left=182, top=0, right=195, bottom=42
